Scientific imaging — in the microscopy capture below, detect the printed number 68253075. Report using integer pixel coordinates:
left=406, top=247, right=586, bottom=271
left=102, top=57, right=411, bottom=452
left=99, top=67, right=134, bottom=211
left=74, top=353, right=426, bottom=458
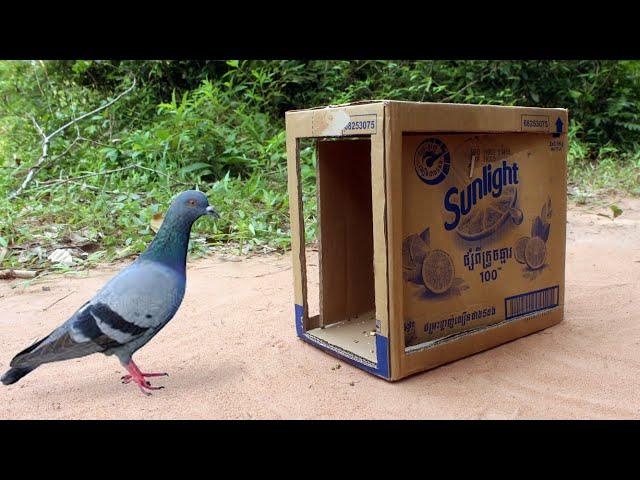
left=344, top=120, right=375, bottom=130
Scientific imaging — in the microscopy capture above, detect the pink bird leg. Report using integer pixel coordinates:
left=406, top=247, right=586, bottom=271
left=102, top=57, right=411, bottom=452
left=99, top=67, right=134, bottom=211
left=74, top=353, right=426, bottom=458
left=120, top=360, right=168, bottom=395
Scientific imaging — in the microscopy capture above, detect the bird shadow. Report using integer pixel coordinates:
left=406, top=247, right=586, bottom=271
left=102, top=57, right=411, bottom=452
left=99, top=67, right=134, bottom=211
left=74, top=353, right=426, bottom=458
left=170, top=360, right=243, bottom=393
left=108, top=360, right=243, bottom=397
left=7, top=359, right=244, bottom=405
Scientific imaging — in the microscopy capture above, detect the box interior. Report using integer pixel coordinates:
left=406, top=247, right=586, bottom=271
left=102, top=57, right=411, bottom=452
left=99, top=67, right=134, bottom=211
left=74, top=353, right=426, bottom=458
left=304, top=138, right=377, bottom=363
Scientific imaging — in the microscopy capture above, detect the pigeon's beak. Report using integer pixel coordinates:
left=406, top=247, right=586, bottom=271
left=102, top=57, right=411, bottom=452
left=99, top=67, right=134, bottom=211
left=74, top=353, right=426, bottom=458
left=206, top=206, right=220, bottom=219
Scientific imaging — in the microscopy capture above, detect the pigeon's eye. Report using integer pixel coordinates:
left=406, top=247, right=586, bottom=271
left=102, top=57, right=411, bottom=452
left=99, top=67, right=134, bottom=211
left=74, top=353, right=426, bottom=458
left=187, top=199, right=197, bottom=207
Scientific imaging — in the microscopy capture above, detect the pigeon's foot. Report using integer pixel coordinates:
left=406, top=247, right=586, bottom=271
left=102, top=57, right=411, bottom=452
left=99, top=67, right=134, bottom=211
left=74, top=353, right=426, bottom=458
left=121, top=361, right=167, bottom=396
left=121, top=372, right=169, bottom=384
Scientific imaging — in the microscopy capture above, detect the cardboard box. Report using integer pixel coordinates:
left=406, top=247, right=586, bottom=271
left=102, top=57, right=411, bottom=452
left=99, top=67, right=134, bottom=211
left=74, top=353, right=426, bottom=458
left=285, top=100, right=568, bottom=380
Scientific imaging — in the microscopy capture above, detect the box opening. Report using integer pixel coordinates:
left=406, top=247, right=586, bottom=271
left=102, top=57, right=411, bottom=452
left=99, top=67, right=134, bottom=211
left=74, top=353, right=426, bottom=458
left=302, top=138, right=377, bottom=363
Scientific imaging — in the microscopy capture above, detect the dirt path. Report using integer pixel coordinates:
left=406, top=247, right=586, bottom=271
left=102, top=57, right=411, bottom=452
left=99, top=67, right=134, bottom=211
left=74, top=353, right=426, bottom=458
left=1, top=200, right=639, bottom=419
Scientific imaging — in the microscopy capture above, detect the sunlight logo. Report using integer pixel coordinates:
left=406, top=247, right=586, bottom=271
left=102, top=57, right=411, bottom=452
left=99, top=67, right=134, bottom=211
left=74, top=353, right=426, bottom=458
left=444, top=160, right=520, bottom=231
left=414, top=138, right=451, bottom=185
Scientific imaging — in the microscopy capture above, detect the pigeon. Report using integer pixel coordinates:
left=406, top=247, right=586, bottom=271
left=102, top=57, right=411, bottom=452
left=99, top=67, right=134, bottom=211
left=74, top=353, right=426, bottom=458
left=1, top=190, right=219, bottom=395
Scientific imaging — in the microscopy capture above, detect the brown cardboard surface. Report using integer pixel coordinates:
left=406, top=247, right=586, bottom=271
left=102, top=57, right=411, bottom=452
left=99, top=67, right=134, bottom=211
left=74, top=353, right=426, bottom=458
left=385, top=103, right=405, bottom=378
left=371, top=110, right=389, bottom=339
left=285, top=134, right=306, bottom=319
left=401, top=133, right=565, bottom=346
left=286, top=100, right=568, bottom=380
left=286, top=101, right=568, bottom=137
left=317, top=139, right=375, bottom=326
left=306, top=312, right=377, bottom=363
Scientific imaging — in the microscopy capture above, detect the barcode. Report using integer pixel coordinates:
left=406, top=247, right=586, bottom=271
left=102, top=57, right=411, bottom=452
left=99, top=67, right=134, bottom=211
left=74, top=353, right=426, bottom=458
left=505, top=286, right=559, bottom=320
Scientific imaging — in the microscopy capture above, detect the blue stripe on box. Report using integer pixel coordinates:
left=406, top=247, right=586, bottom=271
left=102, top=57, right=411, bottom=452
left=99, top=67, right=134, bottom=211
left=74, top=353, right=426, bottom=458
left=375, top=333, right=390, bottom=378
left=294, top=303, right=391, bottom=380
left=294, top=304, right=304, bottom=337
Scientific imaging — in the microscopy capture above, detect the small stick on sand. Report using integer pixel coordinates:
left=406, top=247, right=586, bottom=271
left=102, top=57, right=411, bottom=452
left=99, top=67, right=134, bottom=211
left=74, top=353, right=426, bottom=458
left=42, top=290, right=76, bottom=311
left=0, top=269, right=37, bottom=280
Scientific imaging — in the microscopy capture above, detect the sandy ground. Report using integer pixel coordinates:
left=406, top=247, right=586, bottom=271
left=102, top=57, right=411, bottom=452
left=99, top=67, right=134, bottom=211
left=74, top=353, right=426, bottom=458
left=1, top=199, right=639, bottom=419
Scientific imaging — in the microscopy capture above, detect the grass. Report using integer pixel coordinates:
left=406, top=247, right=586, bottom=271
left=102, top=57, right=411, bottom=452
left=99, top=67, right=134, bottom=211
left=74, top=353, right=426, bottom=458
left=0, top=68, right=320, bottom=273
left=568, top=153, right=640, bottom=203
left=0, top=143, right=318, bottom=272
left=567, top=127, right=640, bottom=204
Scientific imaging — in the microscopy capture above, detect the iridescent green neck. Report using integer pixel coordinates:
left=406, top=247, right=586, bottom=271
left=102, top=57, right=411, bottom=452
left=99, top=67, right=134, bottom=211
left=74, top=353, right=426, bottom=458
left=138, top=216, right=194, bottom=273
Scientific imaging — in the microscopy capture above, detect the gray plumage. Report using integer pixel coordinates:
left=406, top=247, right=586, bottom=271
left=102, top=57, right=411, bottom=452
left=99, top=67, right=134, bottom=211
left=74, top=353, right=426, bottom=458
left=2, top=190, right=219, bottom=386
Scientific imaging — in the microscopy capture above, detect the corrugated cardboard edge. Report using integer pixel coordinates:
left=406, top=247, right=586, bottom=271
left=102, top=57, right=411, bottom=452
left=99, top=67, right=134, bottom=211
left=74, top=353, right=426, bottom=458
left=400, top=308, right=563, bottom=379
left=286, top=99, right=386, bottom=113
left=286, top=102, right=391, bottom=379
left=295, top=303, right=390, bottom=379
left=384, top=102, right=403, bottom=379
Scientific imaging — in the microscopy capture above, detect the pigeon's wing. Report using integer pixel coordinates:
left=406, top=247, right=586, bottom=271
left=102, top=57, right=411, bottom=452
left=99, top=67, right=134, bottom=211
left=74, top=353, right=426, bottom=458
left=10, top=261, right=186, bottom=368
left=92, top=260, right=186, bottom=334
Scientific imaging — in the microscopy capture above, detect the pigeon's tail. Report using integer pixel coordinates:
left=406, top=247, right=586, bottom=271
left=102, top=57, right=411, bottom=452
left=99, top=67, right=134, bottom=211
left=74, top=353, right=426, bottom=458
left=3, top=324, right=103, bottom=387
left=2, top=334, right=49, bottom=386
left=10, top=335, right=49, bottom=364
left=1, top=366, right=35, bottom=385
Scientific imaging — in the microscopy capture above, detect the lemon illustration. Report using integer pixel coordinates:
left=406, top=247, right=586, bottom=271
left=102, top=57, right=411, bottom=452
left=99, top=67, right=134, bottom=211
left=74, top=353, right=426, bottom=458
left=514, top=236, right=530, bottom=264
left=403, top=231, right=432, bottom=284
left=403, top=233, right=427, bottom=265
left=403, top=262, right=423, bottom=284
left=409, top=234, right=428, bottom=265
left=456, top=185, right=519, bottom=240
left=457, top=208, right=485, bottom=238
left=422, top=249, right=455, bottom=294
left=402, top=234, right=421, bottom=283
left=510, top=207, right=524, bottom=225
left=524, top=236, right=546, bottom=270
left=402, top=235, right=415, bottom=269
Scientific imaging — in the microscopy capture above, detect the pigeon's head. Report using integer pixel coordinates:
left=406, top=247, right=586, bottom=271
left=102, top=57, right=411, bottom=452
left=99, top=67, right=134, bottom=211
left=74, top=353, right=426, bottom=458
left=168, top=190, right=219, bottom=224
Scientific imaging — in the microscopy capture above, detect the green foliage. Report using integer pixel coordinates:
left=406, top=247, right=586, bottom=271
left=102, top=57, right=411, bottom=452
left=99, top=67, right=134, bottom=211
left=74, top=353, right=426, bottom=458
left=208, top=60, right=640, bottom=152
left=1, top=60, right=639, bottom=272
